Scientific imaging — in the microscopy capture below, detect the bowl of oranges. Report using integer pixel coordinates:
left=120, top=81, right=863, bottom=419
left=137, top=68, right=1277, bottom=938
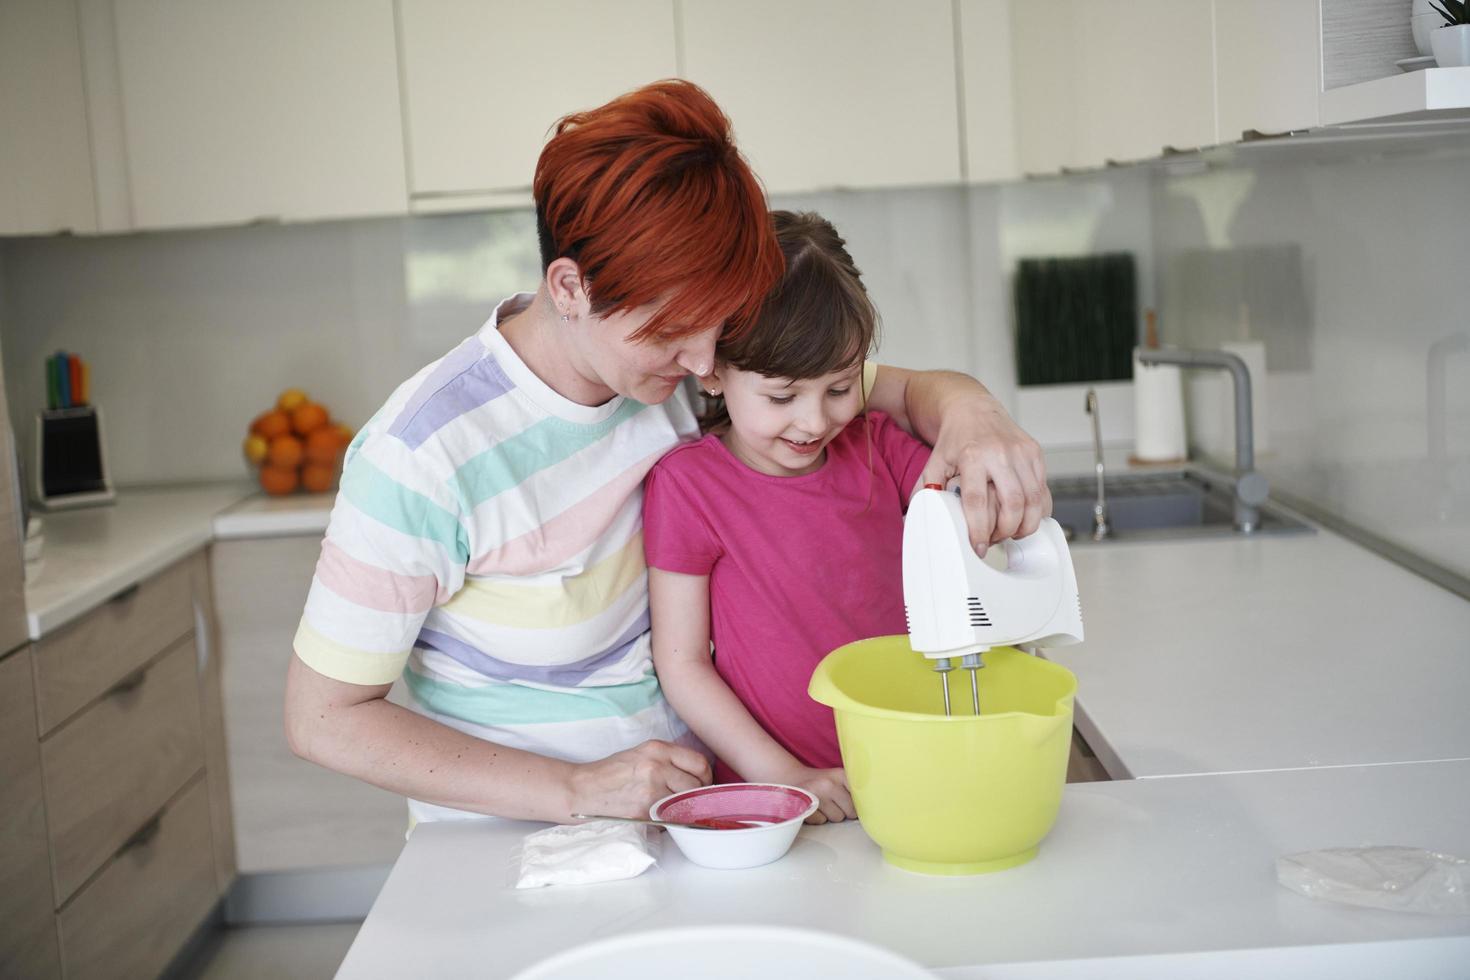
left=243, top=389, right=354, bottom=496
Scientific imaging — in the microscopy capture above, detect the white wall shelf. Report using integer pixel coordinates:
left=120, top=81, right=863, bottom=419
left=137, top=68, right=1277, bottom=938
left=1320, top=66, right=1470, bottom=126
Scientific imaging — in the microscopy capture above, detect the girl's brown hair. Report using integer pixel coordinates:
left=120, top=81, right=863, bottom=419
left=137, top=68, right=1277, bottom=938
left=702, top=210, right=878, bottom=432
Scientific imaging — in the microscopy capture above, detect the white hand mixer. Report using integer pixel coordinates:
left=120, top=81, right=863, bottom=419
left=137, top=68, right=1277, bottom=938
left=903, top=485, right=1084, bottom=715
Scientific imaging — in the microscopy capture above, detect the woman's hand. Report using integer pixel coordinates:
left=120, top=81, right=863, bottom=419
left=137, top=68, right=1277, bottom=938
left=567, top=740, right=712, bottom=820
left=778, top=765, right=856, bottom=824
left=867, top=366, right=1050, bottom=554
left=920, top=394, right=1051, bottom=555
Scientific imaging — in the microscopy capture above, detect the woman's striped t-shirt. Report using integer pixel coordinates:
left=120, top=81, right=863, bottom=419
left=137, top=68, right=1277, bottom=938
left=294, top=293, right=698, bottom=822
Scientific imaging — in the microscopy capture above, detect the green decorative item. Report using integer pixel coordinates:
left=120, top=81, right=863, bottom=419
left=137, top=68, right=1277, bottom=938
left=1014, top=253, right=1137, bottom=386
left=1429, top=0, right=1469, bottom=25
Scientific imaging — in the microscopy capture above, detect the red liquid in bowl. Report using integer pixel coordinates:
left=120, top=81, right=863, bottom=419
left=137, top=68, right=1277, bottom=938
left=656, top=784, right=815, bottom=827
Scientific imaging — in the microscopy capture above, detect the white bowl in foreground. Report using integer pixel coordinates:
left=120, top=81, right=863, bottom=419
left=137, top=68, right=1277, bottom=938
left=509, top=925, right=936, bottom=980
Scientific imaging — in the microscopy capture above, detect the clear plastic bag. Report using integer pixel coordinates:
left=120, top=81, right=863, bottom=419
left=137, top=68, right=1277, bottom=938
left=513, top=820, right=660, bottom=889
left=1276, top=846, right=1470, bottom=916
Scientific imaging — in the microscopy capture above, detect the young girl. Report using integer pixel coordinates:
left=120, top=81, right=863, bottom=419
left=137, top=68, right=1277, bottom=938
left=642, top=211, right=931, bottom=824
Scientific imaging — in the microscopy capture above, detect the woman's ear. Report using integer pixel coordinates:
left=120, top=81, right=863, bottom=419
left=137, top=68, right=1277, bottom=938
left=545, top=258, right=588, bottom=320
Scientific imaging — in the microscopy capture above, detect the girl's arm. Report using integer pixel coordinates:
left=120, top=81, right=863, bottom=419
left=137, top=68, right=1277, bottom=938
left=649, top=568, right=855, bottom=823
left=867, top=365, right=1051, bottom=555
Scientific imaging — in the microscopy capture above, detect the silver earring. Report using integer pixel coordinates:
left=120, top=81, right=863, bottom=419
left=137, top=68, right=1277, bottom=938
left=560, top=309, right=570, bottom=323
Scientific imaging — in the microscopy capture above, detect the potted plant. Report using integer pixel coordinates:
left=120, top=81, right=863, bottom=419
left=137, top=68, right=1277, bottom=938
left=1430, top=0, right=1470, bottom=66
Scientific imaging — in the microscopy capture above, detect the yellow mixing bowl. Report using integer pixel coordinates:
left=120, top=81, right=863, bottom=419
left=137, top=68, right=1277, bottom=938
left=808, top=636, right=1076, bottom=875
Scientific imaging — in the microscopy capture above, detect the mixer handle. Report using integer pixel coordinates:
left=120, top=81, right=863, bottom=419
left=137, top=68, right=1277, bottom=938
left=922, top=482, right=1058, bottom=558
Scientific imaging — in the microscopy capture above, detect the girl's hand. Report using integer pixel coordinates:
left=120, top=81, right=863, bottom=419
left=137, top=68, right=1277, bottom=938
left=779, top=766, right=856, bottom=824
left=567, top=740, right=712, bottom=820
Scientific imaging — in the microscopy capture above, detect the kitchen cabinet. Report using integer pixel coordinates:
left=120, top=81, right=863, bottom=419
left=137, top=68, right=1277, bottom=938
left=40, top=639, right=206, bottom=903
left=1013, top=0, right=1217, bottom=173
left=0, top=0, right=97, bottom=236
left=1009, top=1, right=1078, bottom=175
left=398, top=0, right=677, bottom=209
left=212, top=536, right=407, bottom=873
left=957, top=0, right=1020, bottom=184
left=23, top=549, right=234, bottom=975
left=107, top=0, right=406, bottom=230
left=1215, top=0, right=1322, bottom=140
left=0, top=320, right=58, bottom=978
left=190, top=553, right=239, bottom=894
left=56, top=779, right=218, bottom=980
left=679, top=0, right=963, bottom=194
left=31, top=556, right=197, bottom=733
left=5, top=0, right=1444, bottom=236
left=0, top=650, right=61, bottom=980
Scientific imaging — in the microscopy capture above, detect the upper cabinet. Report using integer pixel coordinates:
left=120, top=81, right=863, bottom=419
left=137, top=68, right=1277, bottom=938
left=1215, top=0, right=1321, bottom=139
left=1073, top=0, right=1216, bottom=163
left=0, top=0, right=97, bottom=236
left=6, top=0, right=1463, bottom=237
left=679, top=0, right=963, bottom=195
left=398, top=0, right=677, bottom=209
left=1012, top=0, right=1215, bottom=174
left=957, top=0, right=1020, bottom=184
left=107, top=0, right=406, bottom=230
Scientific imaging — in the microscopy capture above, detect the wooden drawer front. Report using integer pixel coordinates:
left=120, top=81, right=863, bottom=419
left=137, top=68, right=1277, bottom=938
left=0, top=649, right=61, bottom=979
left=41, top=639, right=204, bottom=903
left=57, top=778, right=217, bottom=980
left=34, top=557, right=196, bottom=734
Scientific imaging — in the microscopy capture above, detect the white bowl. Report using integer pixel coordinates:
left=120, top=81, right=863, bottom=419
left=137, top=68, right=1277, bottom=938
left=650, top=783, right=818, bottom=870
left=509, top=925, right=936, bottom=980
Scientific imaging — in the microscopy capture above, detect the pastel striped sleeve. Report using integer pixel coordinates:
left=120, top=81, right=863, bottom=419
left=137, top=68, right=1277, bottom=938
left=862, top=359, right=878, bottom=401
left=294, top=431, right=469, bottom=686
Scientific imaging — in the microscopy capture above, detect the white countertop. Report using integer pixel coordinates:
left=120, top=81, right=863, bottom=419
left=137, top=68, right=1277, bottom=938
left=211, top=489, right=335, bottom=539
left=1049, top=528, right=1470, bottom=779
left=23, top=483, right=254, bottom=639
left=22, top=483, right=335, bottom=639
left=338, top=450, right=1470, bottom=976
left=340, top=761, right=1470, bottom=979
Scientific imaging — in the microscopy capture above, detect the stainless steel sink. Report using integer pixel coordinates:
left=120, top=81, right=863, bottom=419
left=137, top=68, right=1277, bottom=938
left=1048, top=469, right=1313, bottom=544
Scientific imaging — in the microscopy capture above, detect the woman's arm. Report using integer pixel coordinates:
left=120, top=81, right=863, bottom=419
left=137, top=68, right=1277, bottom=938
left=649, top=568, right=854, bottom=823
left=867, top=365, right=1050, bottom=554
left=284, top=654, right=709, bottom=823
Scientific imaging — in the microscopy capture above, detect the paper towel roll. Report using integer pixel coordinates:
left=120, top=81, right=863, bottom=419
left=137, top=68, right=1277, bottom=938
left=1132, top=349, right=1187, bottom=463
left=1221, top=340, right=1269, bottom=454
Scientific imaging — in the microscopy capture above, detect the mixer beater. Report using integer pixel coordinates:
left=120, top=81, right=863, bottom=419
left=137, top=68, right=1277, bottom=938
left=903, top=486, right=1084, bottom=715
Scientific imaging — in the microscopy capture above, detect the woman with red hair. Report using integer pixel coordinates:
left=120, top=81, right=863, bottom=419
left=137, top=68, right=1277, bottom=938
left=284, top=80, right=1050, bottom=825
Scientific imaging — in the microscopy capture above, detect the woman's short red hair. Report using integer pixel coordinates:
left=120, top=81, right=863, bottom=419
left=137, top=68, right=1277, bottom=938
left=534, top=79, right=783, bottom=342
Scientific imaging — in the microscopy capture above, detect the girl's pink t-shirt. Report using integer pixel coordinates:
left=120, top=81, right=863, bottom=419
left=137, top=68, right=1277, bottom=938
left=642, top=411, right=931, bottom=782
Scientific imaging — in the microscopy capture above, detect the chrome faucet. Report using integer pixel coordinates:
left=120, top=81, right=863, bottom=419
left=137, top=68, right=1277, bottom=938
left=1136, top=346, right=1270, bottom=532
left=1084, top=389, right=1109, bottom=541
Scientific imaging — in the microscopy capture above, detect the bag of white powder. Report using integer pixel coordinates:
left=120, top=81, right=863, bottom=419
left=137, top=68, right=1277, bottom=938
left=514, top=820, right=660, bottom=889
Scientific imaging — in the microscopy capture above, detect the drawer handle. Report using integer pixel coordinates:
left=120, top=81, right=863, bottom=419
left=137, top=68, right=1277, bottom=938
left=109, top=583, right=141, bottom=604
left=121, top=815, right=162, bottom=853
left=107, top=668, right=147, bottom=698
